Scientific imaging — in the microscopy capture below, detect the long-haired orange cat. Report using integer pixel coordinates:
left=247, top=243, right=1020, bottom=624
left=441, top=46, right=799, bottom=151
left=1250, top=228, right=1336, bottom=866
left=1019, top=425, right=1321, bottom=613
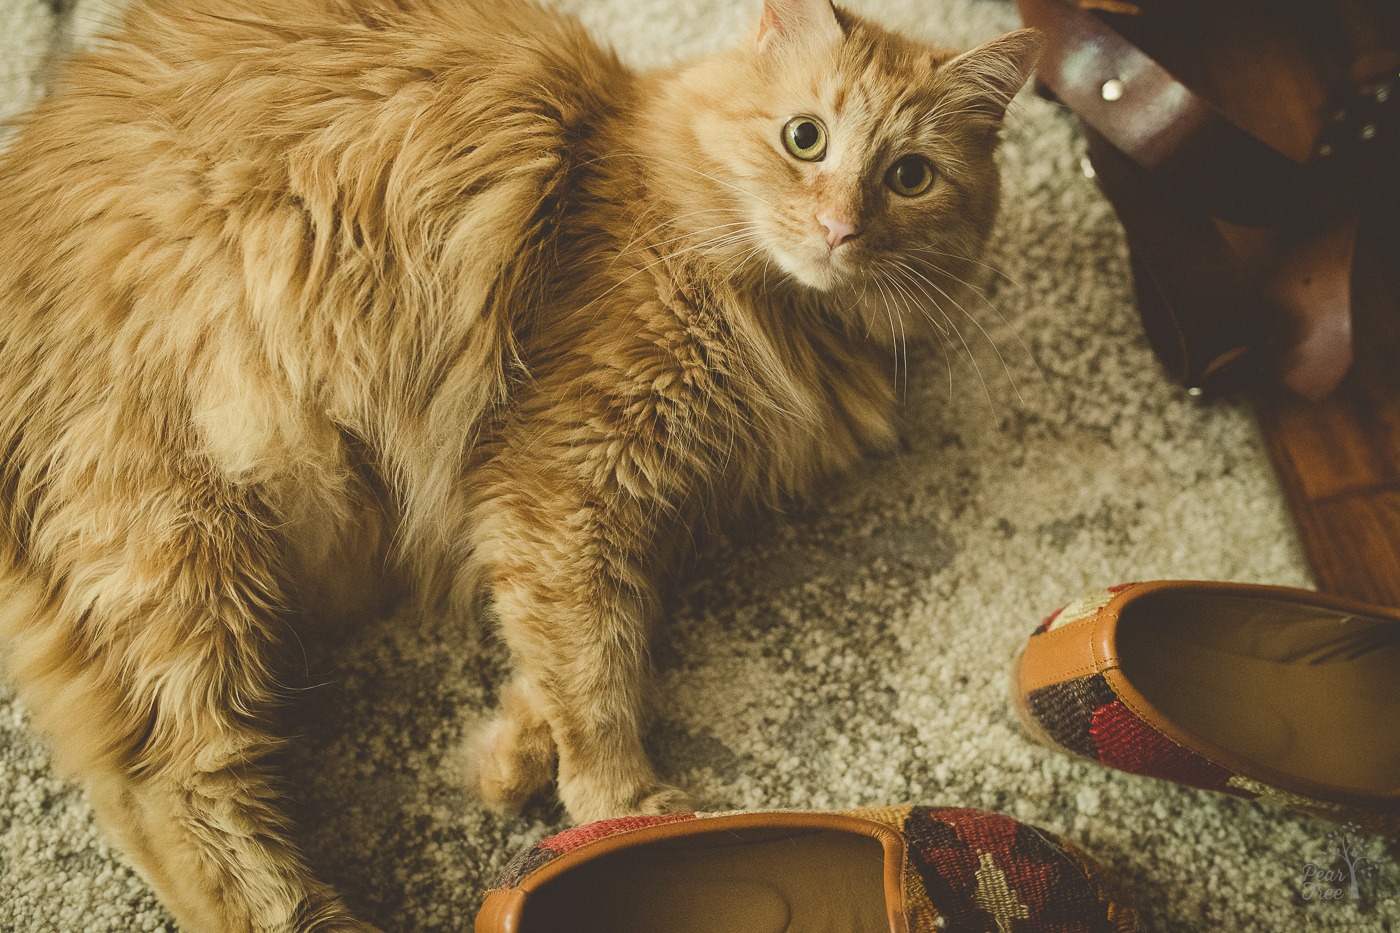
left=0, top=0, right=1039, bottom=927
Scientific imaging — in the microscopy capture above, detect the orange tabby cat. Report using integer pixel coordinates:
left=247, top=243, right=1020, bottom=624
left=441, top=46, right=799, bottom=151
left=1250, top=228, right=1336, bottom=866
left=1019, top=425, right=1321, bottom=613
left=0, top=0, right=1039, bottom=928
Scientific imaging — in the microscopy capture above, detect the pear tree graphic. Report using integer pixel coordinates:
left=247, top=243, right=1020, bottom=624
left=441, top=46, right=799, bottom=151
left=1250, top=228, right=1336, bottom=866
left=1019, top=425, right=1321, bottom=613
left=1318, top=823, right=1380, bottom=900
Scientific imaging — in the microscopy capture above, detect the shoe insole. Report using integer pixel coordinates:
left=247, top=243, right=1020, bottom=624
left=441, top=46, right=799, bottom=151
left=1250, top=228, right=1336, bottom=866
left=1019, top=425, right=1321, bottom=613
left=520, top=828, right=890, bottom=933
left=1119, top=591, right=1400, bottom=795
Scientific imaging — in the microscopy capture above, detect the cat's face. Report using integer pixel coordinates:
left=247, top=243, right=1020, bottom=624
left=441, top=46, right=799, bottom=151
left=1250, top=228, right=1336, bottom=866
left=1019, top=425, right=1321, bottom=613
left=676, top=2, right=1040, bottom=314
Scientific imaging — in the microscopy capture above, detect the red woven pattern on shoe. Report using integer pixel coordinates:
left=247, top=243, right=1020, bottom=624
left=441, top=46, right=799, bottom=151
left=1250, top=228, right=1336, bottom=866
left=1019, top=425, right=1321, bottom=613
left=539, top=813, right=697, bottom=856
left=1090, top=700, right=1235, bottom=793
left=490, top=813, right=698, bottom=889
left=1025, top=673, right=1118, bottom=759
left=905, top=807, right=1133, bottom=931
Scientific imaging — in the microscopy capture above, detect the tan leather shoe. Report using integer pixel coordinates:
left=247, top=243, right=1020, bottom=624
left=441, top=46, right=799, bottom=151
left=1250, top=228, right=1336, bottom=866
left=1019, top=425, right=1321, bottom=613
left=475, top=806, right=1137, bottom=932
left=1014, top=580, right=1400, bottom=834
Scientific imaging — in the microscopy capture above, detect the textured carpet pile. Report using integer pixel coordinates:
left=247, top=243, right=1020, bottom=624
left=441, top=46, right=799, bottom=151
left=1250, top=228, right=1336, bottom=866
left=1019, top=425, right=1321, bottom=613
left=1, top=0, right=1395, bottom=930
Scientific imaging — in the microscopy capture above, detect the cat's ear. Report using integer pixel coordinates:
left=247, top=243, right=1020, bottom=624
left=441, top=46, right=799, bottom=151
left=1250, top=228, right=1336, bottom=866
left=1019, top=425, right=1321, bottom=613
left=756, top=0, right=843, bottom=53
left=937, top=28, right=1044, bottom=123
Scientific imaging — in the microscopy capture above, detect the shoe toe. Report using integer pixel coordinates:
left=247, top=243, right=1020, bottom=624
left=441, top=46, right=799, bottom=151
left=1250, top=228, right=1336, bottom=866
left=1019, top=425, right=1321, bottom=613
left=877, top=806, right=1138, bottom=932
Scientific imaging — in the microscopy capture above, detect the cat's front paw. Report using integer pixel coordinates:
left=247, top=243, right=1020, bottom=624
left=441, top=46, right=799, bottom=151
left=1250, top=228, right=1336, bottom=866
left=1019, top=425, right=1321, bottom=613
left=468, top=711, right=557, bottom=814
left=560, top=774, right=693, bottom=824
left=634, top=783, right=693, bottom=816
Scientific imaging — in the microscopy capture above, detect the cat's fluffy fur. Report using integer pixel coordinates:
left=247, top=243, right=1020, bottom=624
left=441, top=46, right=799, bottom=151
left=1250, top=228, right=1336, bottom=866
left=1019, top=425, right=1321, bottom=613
left=0, top=0, right=1039, bottom=928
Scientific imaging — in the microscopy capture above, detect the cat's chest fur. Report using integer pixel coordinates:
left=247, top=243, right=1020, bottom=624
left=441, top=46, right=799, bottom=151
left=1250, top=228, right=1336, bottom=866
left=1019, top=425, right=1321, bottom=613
left=506, top=188, right=902, bottom=524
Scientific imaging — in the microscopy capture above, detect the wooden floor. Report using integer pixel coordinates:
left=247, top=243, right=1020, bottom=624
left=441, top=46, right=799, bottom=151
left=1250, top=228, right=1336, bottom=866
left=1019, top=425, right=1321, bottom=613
left=1257, top=211, right=1400, bottom=609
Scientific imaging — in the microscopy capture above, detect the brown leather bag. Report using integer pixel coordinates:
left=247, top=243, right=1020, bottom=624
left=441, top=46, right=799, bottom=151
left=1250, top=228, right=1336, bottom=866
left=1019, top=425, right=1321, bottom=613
left=1016, top=0, right=1400, bottom=399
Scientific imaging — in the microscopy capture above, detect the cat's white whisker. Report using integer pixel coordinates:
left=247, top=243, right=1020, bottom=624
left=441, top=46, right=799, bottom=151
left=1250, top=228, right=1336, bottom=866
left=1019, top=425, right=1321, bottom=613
left=872, top=265, right=954, bottom=402
left=915, top=243, right=1021, bottom=288
left=869, top=277, right=900, bottom=384
left=886, top=262, right=995, bottom=411
left=898, top=257, right=1024, bottom=404
left=884, top=263, right=949, bottom=338
left=914, top=254, right=1047, bottom=395
left=630, top=148, right=784, bottom=215
left=645, top=221, right=755, bottom=254
left=613, top=207, right=734, bottom=264
left=879, top=274, right=915, bottom=399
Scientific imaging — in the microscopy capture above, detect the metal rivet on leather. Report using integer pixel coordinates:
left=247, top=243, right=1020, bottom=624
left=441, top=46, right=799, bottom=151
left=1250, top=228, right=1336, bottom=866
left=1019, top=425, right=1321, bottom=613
left=1100, top=79, right=1124, bottom=102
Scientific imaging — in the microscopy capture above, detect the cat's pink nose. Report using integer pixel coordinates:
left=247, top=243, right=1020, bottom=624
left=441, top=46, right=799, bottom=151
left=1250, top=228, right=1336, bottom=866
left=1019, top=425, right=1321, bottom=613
left=818, top=213, right=859, bottom=250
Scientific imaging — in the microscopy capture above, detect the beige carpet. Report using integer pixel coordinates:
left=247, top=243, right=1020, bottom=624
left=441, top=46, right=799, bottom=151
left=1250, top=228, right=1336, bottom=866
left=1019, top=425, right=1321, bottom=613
left=1, top=0, right=1395, bottom=930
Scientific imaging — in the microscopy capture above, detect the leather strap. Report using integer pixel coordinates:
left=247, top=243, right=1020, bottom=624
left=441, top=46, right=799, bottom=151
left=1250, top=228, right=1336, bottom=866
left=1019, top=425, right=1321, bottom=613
left=1018, top=0, right=1397, bottom=396
left=1018, top=0, right=1346, bottom=227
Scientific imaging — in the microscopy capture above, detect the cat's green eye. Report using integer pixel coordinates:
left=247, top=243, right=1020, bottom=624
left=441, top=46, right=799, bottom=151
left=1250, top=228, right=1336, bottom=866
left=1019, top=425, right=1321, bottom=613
left=782, top=116, right=828, bottom=161
left=885, top=155, right=935, bottom=197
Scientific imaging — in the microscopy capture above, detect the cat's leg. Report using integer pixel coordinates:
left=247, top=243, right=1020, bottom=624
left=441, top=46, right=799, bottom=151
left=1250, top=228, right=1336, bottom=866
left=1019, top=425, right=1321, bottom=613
left=488, top=570, right=690, bottom=824
left=471, top=469, right=692, bottom=824
left=0, top=494, right=376, bottom=932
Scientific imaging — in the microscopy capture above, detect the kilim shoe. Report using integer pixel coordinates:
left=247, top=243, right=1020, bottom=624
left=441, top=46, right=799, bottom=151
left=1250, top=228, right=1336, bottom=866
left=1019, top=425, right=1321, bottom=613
left=475, top=807, right=1138, bottom=932
left=1015, top=580, right=1400, bottom=834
